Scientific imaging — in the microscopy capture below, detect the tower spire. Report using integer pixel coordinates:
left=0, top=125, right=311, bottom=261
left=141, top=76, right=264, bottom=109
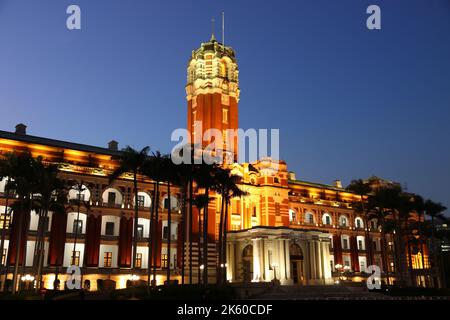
left=210, top=17, right=216, bottom=41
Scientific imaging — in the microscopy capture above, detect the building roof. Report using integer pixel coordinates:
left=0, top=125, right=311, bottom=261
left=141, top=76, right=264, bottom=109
left=288, top=178, right=346, bottom=192
left=0, top=129, right=122, bottom=157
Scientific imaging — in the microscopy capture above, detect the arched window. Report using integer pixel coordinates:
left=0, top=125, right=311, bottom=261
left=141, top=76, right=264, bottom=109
left=161, top=195, right=179, bottom=210
left=322, top=213, right=332, bottom=225
left=370, top=219, right=377, bottom=230
left=305, top=212, right=314, bottom=224
left=339, top=215, right=349, bottom=227
left=134, top=192, right=151, bottom=208
left=68, top=184, right=91, bottom=202
left=289, top=209, right=297, bottom=223
left=102, top=188, right=123, bottom=207
left=355, top=217, right=364, bottom=229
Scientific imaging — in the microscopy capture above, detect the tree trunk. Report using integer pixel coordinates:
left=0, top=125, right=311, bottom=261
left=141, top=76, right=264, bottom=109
left=166, top=182, right=171, bottom=286
left=0, top=182, right=10, bottom=292
left=222, top=199, right=229, bottom=284
left=132, top=173, right=139, bottom=271
left=217, top=193, right=225, bottom=285
left=189, top=180, right=193, bottom=284
left=431, top=216, right=440, bottom=288
left=12, top=197, right=25, bottom=294
left=203, top=187, right=209, bottom=286
left=152, top=182, right=160, bottom=287
left=147, top=184, right=156, bottom=293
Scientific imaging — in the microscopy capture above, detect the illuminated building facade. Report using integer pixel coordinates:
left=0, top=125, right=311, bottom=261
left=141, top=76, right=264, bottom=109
left=0, top=35, right=432, bottom=291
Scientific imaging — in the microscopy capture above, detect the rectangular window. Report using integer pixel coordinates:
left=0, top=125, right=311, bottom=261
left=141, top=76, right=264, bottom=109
left=222, top=108, right=228, bottom=124
left=358, top=240, right=364, bottom=250
left=73, top=219, right=83, bottom=234
left=0, top=212, right=11, bottom=230
left=107, top=192, right=116, bottom=206
left=135, top=253, right=142, bottom=268
left=343, top=238, right=349, bottom=250
left=137, top=195, right=145, bottom=207
left=1, top=249, right=6, bottom=265
left=163, top=226, right=169, bottom=240
left=105, top=222, right=115, bottom=236
left=164, top=198, right=170, bottom=210
left=162, top=254, right=168, bottom=268
left=137, top=224, right=144, bottom=239
left=71, top=251, right=80, bottom=266
left=373, top=240, right=378, bottom=251
left=275, top=203, right=280, bottom=215
left=104, top=252, right=112, bottom=268
left=76, top=193, right=85, bottom=202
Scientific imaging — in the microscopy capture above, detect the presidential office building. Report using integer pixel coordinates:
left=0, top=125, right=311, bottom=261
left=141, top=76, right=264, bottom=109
left=0, top=34, right=430, bottom=291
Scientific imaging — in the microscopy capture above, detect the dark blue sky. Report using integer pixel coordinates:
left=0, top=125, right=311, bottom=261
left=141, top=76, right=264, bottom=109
left=0, top=0, right=449, bottom=211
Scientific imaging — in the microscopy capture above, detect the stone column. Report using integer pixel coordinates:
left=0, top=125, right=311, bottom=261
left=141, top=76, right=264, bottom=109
left=284, top=239, right=291, bottom=282
left=278, top=239, right=286, bottom=281
left=315, top=241, right=323, bottom=279
left=234, top=242, right=242, bottom=282
left=252, top=239, right=261, bottom=281
left=309, top=241, right=317, bottom=279
left=227, top=242, right=235, bottom=282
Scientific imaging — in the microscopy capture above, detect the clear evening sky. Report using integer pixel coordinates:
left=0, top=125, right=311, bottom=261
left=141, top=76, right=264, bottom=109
left=0, top=0, right=449, bottom=212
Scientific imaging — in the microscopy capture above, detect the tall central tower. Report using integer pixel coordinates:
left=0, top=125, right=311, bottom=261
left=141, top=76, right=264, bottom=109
left=186, top=33, right=240, bottom=161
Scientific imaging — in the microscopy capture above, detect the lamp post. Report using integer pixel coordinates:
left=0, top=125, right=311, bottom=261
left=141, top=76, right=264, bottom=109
left=271, top=263, right=278, bottom=281
left=335, top=264, right=343, bottom=282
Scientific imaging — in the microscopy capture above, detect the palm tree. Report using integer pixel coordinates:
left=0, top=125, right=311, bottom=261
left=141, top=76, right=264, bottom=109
left=109, top=146, right=150, bottom=273
left=213, top=167, right=246, bottom=285
left=67, top=182, right=90, bottom=280
left=32, top=163, right=66, bottom=289
left=191, top=193, right=209, bottom=284
left=347, top=179, right=373, bottom=267
left=368, top=185, right=401, bottom=285
left=141, top=151, right=165, bottom=286
left=1, top=152, right=41, bottom=293
left=0, top=155, right=15, bottom=292
left=424, top=199, right=447, bottom=288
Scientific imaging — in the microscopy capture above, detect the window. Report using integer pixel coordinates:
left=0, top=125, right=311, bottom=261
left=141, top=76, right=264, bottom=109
left=105, top=222, right=115, bottom=236
left=360, top=260, right=366, bottom=272
left=73, top=219, right=83, bottom=234
left=342, top=238, right=349, bottom=250
left=137, top=195, right=145, bottom=207
left=0, top=212, right=11, bottom=230
left=370, top=220, right=376, bottom=229
left=222, top=108, right=228, bottom=124
left=373, top=240, right=378, bottom=251
left=107, top=192, right=116, bottom=206
left=340, top=216, right=347, bottom=227
left=305, top=213, right=314, bottom=224
left=356, top=218, right=363, bottom=229
left=344, top=260, right=350, bottom=267
left=274, top=177, right=280, bottom=184
left=104, top=252, right=112, bottom=268
left=163, top=226, right=169, bottom=240
left=71, top=251, right=80, bottom=266
left=358, top=240, right=364, bottom=250
left=252, top=207, right=257, bottom=217
left=137, top=224, right=144, bottom=239
left=162, top=254, right=168, bottom=268
left=1, top=249, right=6, bottom=265
left=135, top=253, right=142, bottom=268
left=76, top=193, right=85, bottom=202
left=324, top=215, right=331, bottom=225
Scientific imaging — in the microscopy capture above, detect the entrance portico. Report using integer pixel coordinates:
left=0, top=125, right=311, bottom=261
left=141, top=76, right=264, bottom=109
left=226, top=227, right=333, bottom=285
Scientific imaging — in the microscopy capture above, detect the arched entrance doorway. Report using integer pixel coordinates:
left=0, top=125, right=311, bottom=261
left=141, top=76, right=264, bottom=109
left=290, top=244, right=304, bottom=284
left=242, top=245, right=253, bottom=282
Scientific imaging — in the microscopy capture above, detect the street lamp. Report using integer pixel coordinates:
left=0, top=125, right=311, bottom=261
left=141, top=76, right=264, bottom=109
left=21, top=274, right=35, bottom=291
